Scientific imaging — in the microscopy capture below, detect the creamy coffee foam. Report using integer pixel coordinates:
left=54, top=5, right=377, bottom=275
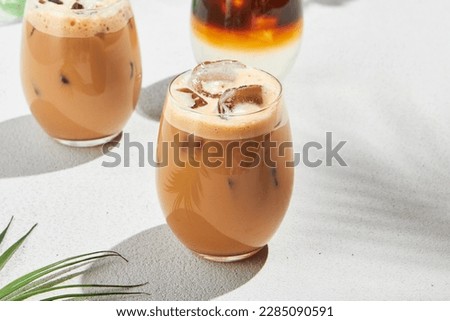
left=165, top=62, right=284, bottom=140
left=25, top=0, right=132, bottom=37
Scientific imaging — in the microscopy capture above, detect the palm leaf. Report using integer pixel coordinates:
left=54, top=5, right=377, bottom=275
left=0, top=216, right=14, bottom=246
left=11, top=282, right=148, bottom=301
left=0, top=223, right=37, bottom=272
left=0, top=251, right=125, bottom=300
left=0, top=220, right=146, bottom=301
left=1, top=265, right=90, bottom=301
left=42, top=291, right=148, bottom=301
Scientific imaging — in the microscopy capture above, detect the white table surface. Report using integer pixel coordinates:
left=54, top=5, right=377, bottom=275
left=0, top=0, right=449, bottom=300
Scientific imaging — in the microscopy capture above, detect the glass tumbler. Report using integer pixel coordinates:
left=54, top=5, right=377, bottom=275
left=20, top=0, right=142, bottom=147
left=156, top=60, right=294, bottom=262
left=190, top=0, right=303, bottom=79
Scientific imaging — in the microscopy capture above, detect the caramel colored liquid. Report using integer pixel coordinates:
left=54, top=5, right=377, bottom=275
left=191, top=0, right=303, bottom=50
left=156, top=117, right=294, bottom=257
left=21, top=18, right=142, bottom=141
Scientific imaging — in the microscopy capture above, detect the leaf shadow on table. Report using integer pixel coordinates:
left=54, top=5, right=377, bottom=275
left=0, top=115, right=114, bottom=179
left=136, top=75, right=176, bottom=122
left=295, top=126, right=450, bottom=272
left=82, top=224, right=268, bottom=301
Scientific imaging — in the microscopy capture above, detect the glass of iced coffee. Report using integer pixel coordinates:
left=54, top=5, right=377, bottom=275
left=21, top=0, right=142, bottom=147
left=190, top=0, right=303, bottom=79
left=156, top=60, right=294, bottom=262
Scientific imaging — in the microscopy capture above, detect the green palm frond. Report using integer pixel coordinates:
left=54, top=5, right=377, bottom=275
left=0, top=216, right=13, bottom=246
left=0, top=217, right=147, bottom=301
left=0, top=219, right=36, bottom=272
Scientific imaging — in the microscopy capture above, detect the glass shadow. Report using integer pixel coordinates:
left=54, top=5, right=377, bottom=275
left=82, top=224, right=268, bottom=301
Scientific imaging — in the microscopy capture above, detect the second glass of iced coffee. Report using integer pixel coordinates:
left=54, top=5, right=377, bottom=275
left=156, top=60, right=294, bottom=262
left=21, top=0, right=142, bottom=147
left=190, top=0, right=303, bottom=79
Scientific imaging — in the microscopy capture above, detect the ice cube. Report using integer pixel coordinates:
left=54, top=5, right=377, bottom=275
left=176, top=87, right=208, bottom=109
left=218, top=85, right=264, bottom=118
left=190, top=60, right=247, bottom=98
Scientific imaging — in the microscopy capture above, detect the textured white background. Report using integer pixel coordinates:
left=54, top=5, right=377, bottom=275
left=0, top=0, right=449, bottom=300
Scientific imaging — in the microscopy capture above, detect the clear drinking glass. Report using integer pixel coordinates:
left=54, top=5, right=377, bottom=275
left=20, top=0, right=142, bottom=147
left=190, top=0, right=303, bottom=79
left=156, top=61, right=294, bottom=262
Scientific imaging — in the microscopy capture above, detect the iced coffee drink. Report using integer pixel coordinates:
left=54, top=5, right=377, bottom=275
left=21, top=0, right=142, bottom=147
left=191, top=0, right=303, bottom=78
left=156, top=61, right=294, bottom=262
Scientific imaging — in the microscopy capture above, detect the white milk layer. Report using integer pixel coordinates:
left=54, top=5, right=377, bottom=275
left=191, top=34, right=301, bottom=79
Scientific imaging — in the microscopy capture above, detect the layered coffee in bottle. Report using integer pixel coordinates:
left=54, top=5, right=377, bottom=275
left=21, top=0, right=142, bottom=146
left=191, top=0, right=303, bottom=78
left=156, top=61, right=294, bottom=261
